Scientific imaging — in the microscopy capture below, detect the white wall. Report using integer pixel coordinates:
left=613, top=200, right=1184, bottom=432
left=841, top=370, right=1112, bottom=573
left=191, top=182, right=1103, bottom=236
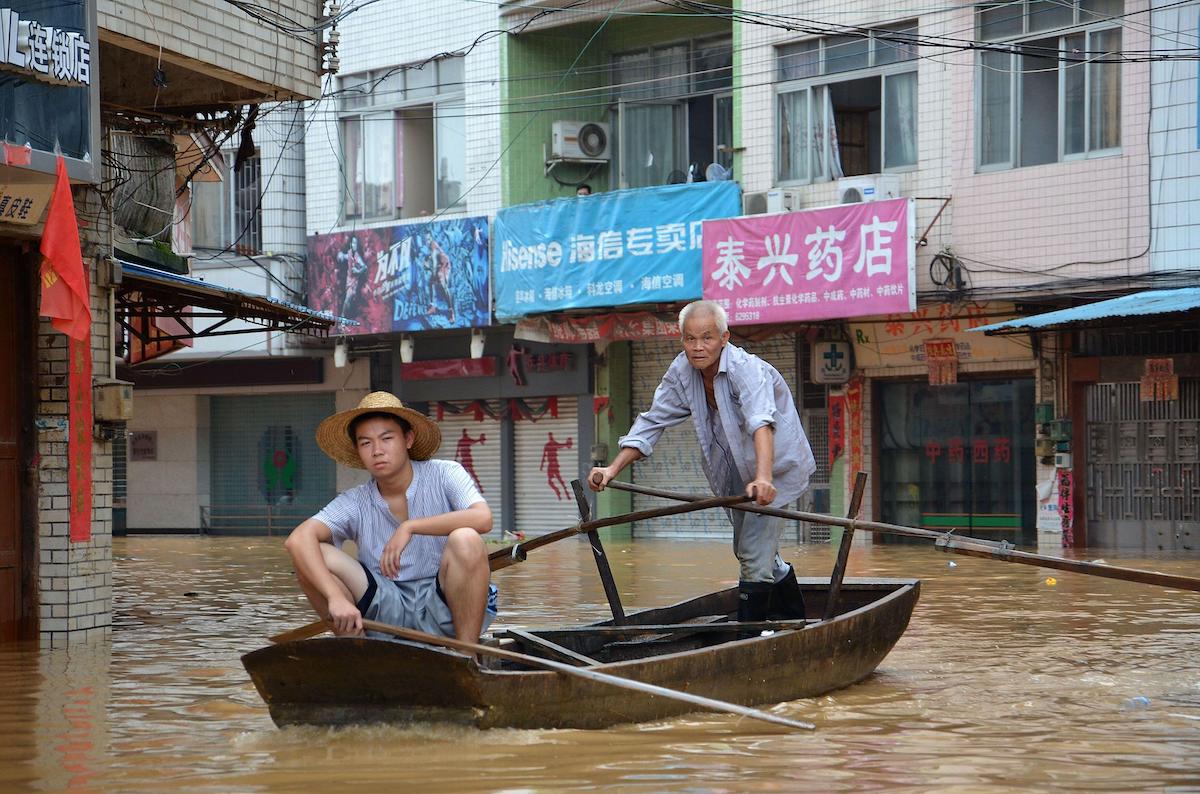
left=1150, top=1, right=1200, bottom=273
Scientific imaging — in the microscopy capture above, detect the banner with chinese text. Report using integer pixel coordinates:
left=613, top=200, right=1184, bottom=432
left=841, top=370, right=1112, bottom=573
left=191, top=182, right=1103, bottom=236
left=493, top=181, right=741, bottom=320
left=702, top=198, right=915, bottom=325
left=850, top=302, right=1028, bottom=370
left=307, top=215, right=490, bottom=334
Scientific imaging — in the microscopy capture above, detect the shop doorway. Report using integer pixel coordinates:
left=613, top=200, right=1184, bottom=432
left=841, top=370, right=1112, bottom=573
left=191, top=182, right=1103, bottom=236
left=878, top=379, right=1035, bottom=545
left=0, top=250, right=32, bottom=640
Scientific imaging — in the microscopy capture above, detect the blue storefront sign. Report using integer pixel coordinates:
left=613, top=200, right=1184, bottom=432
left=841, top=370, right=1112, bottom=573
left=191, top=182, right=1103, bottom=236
left=494, top=181, right=741, bottom=320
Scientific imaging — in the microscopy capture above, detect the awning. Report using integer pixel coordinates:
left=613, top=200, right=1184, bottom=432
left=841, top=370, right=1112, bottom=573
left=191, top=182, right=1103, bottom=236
left=116, top=260, right=351, bottom=346
left=970, top=288, right=1200, bottom=335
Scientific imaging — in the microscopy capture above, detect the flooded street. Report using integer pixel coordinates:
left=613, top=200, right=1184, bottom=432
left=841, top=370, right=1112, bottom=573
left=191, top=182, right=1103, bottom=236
left=3, top=535, right=1199, bottom=792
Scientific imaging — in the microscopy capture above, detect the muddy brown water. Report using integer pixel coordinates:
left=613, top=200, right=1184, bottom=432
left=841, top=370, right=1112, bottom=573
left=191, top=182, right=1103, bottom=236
left=2, top=535, right=1198, bottom=792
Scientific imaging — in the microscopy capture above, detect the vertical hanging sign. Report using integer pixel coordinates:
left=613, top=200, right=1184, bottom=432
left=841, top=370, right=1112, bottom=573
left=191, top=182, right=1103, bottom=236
left=846, top=377, right=864, bottom=478
left=68, top=337, right=92, bottom=542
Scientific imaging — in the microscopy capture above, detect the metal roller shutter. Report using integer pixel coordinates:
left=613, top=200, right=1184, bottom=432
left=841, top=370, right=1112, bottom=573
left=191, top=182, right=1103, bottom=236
left=427, top=401, right=504, bottom=537
left=209, top=393, right=336, bottom=535
left=514, top=398, right=582, bottom=536
left=629, top=335, right=803, bottom=540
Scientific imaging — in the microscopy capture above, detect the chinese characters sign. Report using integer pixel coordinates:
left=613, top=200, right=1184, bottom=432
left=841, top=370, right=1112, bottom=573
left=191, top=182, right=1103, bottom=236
left=307, top=215, right=490, bottom=335
left=0, top=8, right=92, bottom=86
left=493, top=181, right=741, bottom=320
left=850, top=302, right=1027, bottom=369
left=702, top=198, right=915, bottom=325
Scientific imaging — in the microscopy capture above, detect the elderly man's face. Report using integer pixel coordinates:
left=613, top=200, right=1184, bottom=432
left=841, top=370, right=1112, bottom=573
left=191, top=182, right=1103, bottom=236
left=681, top=312, right=729, bottom=372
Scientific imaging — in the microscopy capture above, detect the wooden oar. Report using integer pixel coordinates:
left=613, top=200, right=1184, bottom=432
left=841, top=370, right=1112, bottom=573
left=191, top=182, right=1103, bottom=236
left=604, top=479, right=1200, bottom=595
left=268, top=491, right=753, bottom=644
left=357, top=618, right=814, bottom=731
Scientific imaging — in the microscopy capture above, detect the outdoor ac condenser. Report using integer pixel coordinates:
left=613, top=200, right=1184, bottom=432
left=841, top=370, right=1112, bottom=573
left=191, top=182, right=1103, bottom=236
left=551, top=121, right=611, bottom=160
left=837, top=174, right=902, bottom=204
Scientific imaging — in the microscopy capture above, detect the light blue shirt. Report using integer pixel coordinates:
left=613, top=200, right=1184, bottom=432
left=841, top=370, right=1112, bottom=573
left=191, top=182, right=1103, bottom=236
left=313, top=459, right=485, bottom=582
left=619, top=342, right=816, bottom=506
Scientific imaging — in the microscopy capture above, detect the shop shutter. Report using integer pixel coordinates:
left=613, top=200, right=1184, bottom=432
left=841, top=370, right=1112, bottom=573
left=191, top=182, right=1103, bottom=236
left=513, top=397, right=582, bottom=536
left=209, top=393, right=336, bottom=535
left=629, top=335, right=804, bottom=540
left=427, top=401, right=504, bottom=537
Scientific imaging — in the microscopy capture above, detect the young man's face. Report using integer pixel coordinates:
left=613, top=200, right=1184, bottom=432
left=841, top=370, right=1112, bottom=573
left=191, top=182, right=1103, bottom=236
left=681, top=312, right=729, bottom=372
left=354, top=416, right=415, bottom=478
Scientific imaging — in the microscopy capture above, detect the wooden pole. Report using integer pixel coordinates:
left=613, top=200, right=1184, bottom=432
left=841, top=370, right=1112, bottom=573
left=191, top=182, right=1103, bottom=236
left=570, top=478, right=626, bottom=624
left=359, top=618, right=815, bottom=731
left=822, top=472, right=868, bottom=622
left=603, top=480, right=1200, bottom=595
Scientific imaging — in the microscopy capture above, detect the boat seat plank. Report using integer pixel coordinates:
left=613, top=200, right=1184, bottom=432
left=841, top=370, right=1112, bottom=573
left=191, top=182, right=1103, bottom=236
left=500, top=629, right=601, bottom=667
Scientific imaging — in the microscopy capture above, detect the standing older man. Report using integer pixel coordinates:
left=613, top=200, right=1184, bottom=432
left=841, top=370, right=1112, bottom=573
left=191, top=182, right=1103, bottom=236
left=589, top=300, right=817, bottom=624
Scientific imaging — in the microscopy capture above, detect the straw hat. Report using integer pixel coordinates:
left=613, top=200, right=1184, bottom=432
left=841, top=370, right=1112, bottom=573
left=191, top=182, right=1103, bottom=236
left=315, top=392, right=442, bottom=467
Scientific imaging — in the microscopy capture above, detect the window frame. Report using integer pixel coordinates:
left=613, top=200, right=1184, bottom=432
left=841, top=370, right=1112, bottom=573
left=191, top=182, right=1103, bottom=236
left=337, top=57, right=467, bottom=222
left=609, top=35, right=733, bottom=189
left=774, top=22, right=920, bottom=187
left=973, top=2, right=1123, bottom=173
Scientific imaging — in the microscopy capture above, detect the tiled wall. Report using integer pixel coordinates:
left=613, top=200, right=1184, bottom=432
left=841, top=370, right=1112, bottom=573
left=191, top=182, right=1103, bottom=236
left=37, top=186, right=114, bottom=647
left=98, top=0, right=321, bottom=100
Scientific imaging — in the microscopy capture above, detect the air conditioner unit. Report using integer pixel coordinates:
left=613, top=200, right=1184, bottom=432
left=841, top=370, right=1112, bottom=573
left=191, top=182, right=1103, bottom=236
left=742, top=188, right=800, bottom=216
left=838, top=174, right=902, bottom=205
left=551, top=120, right=610, bottom=160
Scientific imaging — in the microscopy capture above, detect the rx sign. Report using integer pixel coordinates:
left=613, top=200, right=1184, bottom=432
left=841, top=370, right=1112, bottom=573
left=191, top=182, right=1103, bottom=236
left=813, top=341, right=851, bottom=384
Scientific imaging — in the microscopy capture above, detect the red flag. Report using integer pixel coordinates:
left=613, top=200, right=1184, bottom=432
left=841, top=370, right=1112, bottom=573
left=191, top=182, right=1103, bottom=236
left=39, top=156, right=92, bottom=341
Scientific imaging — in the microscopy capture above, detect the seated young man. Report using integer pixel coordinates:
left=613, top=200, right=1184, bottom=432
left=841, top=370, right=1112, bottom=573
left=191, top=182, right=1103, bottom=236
left=285, top=392, right=496, bottom=642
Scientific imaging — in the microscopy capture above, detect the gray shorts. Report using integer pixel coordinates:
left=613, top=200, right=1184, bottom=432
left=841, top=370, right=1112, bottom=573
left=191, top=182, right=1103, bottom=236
left=356, top=561, right=497, bottom=640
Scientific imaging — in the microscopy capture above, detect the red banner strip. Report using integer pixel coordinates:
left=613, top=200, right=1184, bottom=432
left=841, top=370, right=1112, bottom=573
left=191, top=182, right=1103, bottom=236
left=68, top=336, right=92, bottom=543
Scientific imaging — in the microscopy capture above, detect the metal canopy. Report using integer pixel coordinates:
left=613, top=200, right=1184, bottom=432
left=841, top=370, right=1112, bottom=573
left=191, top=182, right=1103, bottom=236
left=970, top=288, right=1200, bottom=335
left=115, top=260, right=349, bottom=344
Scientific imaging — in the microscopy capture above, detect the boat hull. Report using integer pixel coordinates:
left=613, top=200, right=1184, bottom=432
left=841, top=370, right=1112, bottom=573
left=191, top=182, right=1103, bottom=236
left=243, top=577, right=919, bottom=729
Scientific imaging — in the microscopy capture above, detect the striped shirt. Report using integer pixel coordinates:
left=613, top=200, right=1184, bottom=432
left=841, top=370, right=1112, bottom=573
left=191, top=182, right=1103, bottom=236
left=313, top=459, right=485, bottom=582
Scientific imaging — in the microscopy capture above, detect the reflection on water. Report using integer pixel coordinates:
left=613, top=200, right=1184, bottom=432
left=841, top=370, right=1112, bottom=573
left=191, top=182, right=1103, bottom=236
left=1, top=535, right=1198, bottom=791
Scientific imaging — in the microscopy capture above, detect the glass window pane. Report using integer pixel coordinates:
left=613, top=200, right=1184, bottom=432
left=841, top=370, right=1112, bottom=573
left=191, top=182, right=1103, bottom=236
left=436, top=100, right=466, bottom=209
left=1027, top=1, right=1075, bottom=34
left=438, top=57, right=465, bottom=91
left=620, top=103, right=681, bottom=187
left=778, top=40, right=819, bottom=81
left=1063, top=33, right=1086, bottom=155
left=884, top=71, right=918, bottom=168
left=363, top=111, right=395, bottom=217
left=374, top=69, right=404, bottom=105
left=1089, top=28, right=1122, bottom=150
left=978, top=51, right=1013, bottom=167
left=655, top=45, right=691, bottom=100
left=977, top=3, right=1023, bottom=40
left=612, top=50, right=654, bottom=101
left=340, top=73, right=371, bottom=111
left=340, top=116, right=364, bottom=218
left=406, top=64, right=436, bottom=99
left=777, top=89, right=810, bottom=182
left=716, top=94, right=734, bottom=170
left=693, top=38, right=733, bottom=93
left=824, top=35, right=870, bottom=74
left=1081, top=0, right=1123, bottom=23
left=875, top=22, right=918, bottom=65
left=1018, top=39, right=1059, bottom=166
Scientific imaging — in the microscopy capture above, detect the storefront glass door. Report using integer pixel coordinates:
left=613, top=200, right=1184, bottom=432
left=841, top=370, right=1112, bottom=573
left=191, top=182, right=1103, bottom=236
left=879, top=379, right=1035, bottom=545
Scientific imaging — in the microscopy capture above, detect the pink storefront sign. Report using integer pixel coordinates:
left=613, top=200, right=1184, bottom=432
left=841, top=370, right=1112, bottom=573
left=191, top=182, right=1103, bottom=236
left=701, top=197, right=916, bottom=326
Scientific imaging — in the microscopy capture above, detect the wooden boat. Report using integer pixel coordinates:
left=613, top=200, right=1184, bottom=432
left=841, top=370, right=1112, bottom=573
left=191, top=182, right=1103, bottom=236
left=242, top=576, right=919, bottom=730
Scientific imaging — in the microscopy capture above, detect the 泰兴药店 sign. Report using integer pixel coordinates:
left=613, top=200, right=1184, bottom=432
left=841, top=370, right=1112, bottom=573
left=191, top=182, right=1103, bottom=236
left=701, top=198, right=916, bottom=326
left=0, top=8, right=92, bottom=87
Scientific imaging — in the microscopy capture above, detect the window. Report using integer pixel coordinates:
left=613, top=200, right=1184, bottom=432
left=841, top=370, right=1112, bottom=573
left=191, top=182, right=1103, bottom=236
left=776, top=22, right=918, bottom=184
left=338, top=57, right=466, bottom=220
left=975, top=2, right=1122, bottom=170
left=610, top=37, right=733, bottom=189
left=191, top=149, right=263, bottom=255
